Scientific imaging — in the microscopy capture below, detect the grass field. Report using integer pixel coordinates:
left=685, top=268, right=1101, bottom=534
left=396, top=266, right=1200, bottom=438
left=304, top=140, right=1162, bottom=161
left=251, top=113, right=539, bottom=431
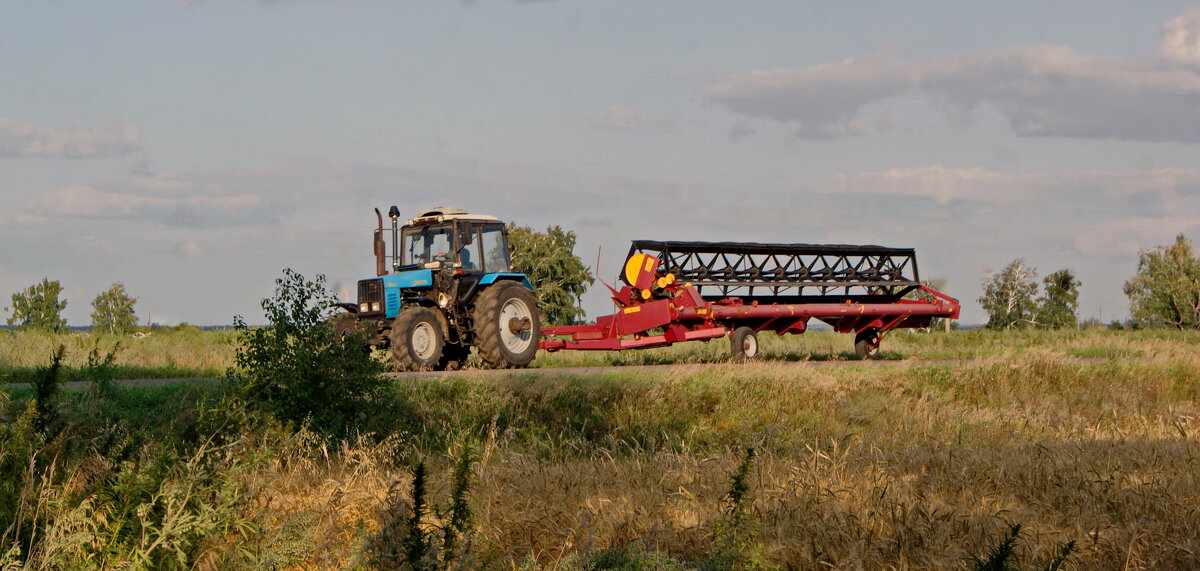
left=2, top=326, right=1192, bottom=380
left=2, top=328, right=1198, bottom=568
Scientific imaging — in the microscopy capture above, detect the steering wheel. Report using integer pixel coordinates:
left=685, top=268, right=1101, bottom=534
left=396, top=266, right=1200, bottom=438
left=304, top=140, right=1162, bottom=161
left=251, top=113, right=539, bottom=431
left=433, top=252, right=448, bottom=262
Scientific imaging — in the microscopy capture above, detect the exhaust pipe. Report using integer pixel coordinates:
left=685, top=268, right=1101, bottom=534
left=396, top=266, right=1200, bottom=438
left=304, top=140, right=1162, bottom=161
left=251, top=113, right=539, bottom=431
left=389, top=206, right=401, bottom=272
left=374, top=208, right=387, bottom=276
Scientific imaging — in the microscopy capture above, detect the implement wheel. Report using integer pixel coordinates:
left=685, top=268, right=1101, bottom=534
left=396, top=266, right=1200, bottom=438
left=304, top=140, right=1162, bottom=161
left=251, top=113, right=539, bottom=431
left=730, top=327, right=759, bottom=362
left=473, top=282, right=540, bottom=369
left=854, top=328, right=881, bottom=360
left=389, top=307, right=444, bottom=371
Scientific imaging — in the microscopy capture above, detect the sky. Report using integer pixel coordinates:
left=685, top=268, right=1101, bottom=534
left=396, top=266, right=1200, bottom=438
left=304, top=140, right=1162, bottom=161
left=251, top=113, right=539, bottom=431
left=3, top=1, right=1200, bottom=327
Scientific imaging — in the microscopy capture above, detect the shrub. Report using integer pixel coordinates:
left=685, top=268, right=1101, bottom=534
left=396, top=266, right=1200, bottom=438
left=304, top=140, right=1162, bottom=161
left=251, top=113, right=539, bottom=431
left=230, top=269, right=389, bottom=438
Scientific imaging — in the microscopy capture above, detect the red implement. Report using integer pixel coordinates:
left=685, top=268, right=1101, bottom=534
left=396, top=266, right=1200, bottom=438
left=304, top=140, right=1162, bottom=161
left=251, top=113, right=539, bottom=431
left=539, top=242, right=960, bottom=359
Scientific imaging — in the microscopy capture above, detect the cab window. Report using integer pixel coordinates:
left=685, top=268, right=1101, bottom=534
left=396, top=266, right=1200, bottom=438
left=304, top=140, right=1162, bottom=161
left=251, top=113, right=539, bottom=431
left=480, top=225, right=510, bottom=272
left=401, top=224, right=454, bottom=266
left=459, top=227, right=482, bottom=271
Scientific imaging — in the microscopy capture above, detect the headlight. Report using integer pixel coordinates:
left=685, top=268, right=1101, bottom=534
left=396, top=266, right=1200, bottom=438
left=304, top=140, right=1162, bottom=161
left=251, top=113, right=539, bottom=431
left=359, top=302, right=369, bottom=312
left=371, top=302, right=381, bottom=312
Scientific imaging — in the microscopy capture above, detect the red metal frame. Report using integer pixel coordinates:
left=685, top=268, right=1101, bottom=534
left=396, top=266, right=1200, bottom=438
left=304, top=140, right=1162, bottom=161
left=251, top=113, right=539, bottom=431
left=539, top=255, right=960, bottom=353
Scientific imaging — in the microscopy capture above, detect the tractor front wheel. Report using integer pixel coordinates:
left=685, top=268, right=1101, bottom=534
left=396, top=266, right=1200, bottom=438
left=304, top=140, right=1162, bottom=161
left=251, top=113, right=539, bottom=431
left=389, top=307, right=444, bottom=371
left=473, top=282, right=540, bottom=369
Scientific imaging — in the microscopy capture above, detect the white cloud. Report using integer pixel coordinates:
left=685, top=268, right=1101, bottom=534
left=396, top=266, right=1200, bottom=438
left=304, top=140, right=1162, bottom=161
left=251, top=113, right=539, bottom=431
left=26, top=184, right=267, bottom=228
left=1075, top=217, right=1200, bottom=257
left=703, top=54, right=914, bottom=139
left=176, top=240, right=203, bottom=257
left=702, top=12, right=1200, bottom=143
left=820, top=165, right=1006, bottom=205
left=820, top=165, right=1200, bottom=257
left=594, top=106, right=676, bottom=131
left=1161, top=7, right=1200, bottom=67
left=0, top=117, right=142, bottom=159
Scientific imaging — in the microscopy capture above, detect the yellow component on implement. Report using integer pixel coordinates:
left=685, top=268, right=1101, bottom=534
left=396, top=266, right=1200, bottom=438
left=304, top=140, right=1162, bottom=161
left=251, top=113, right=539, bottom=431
left=624, top=253, right=648, bottom=286
left=641, top=289, right=652, bottom=300
left=624, top=306, right=641, bottom=314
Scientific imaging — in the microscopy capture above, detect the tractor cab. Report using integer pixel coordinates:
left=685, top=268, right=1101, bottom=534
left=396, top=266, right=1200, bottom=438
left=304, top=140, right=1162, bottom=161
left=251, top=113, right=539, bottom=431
left=397, top=208, right=512, bottom=274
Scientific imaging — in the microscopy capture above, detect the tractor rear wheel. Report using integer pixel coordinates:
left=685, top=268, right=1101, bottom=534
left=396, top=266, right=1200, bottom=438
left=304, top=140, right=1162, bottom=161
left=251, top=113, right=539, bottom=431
left=389, top=307, right=444, bottom=371
left=473, top=282, right=540, bottom=369
left=729, top=326, right=759, bottom=362
left=854, top=328, right=881, bottom=360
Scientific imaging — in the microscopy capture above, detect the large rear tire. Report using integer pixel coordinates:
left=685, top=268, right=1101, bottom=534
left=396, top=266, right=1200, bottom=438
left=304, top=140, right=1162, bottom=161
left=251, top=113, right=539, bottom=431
left=473, top=282, right=540, bottom=369
left=389, top=307, right=444, bottom=371
left=854, top=328, right=881, bottom=360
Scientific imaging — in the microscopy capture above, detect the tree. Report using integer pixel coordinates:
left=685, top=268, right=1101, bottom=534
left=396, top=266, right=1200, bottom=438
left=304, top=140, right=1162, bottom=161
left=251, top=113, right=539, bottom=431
left=90, top=282, right=138, bottom=334
left=506, top=223, right=595, bottom=326
left=1037, top=269, right=1081, bottom=329
left=1123, top=234, right=1200, bottom=329
left=232, top=269, right=389, bottom=436
left=979, top=259, right=1039, bottom=330
left=5, top=278, right=68, bottom=331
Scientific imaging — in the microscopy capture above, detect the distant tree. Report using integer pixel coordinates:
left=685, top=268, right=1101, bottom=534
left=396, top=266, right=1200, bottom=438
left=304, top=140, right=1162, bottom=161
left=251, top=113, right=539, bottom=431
left=90, top=282, right=138, bottom=334
left=1037, top=269, right=1081, bottom=329
left=979, top=259, right=1040, bottom=330
left=1123, top=234, right=1200, bottom=329
left=507, top=224, right=595, bottom=326
left=5, top=278, right=68, bottom=331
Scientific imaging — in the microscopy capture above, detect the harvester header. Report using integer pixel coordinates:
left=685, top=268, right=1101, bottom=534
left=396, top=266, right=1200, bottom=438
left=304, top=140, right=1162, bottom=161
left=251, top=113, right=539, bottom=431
left=541, top=239, right=959, bottom=360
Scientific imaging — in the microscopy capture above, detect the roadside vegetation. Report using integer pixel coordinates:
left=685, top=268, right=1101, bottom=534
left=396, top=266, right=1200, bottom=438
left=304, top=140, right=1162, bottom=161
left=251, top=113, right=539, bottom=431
left=3, top=317, right=1198, bottom=567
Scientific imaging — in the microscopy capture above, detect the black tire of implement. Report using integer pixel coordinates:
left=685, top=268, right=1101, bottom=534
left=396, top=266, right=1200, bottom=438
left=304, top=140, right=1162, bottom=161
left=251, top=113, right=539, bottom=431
left=854, top=328, right=882, bottom=360
left=473, top=282, right=541, bottom=369
left=729, top=326, right=759, bottom=362
left=389, top=307, right=444, bottom=371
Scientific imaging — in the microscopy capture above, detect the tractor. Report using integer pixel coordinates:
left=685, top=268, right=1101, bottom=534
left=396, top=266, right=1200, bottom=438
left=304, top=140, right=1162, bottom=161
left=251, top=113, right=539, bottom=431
left=332, top=206, right=541, bottom=371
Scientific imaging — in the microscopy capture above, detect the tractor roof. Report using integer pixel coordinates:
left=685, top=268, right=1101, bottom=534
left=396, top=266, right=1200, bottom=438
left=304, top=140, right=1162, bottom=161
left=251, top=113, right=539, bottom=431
left=408, top=206, right=501, bottom=225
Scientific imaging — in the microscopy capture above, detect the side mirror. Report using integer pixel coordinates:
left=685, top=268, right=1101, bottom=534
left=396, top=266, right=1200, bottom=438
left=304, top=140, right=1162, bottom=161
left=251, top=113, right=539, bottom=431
left=459, top=228, right=474, bottom=246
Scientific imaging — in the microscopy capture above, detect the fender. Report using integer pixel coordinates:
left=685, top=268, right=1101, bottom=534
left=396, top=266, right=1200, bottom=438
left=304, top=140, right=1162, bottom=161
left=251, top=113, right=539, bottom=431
left=479, top=273, right=534, bottom=290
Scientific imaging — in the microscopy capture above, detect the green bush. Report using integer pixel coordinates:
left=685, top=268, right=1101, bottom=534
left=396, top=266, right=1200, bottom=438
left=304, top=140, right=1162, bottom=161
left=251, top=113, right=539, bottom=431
left=230, top=269, right=390, bottom=437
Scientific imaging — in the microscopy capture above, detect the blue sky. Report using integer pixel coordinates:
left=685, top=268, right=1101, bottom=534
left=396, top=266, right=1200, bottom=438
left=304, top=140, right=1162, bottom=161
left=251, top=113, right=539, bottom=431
left=3, top=1, right=1200, bottom=326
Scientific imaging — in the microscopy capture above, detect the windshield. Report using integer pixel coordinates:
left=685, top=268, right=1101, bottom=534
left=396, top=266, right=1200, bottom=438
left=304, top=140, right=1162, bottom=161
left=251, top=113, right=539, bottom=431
left=401, top=224, right=454, bottom=267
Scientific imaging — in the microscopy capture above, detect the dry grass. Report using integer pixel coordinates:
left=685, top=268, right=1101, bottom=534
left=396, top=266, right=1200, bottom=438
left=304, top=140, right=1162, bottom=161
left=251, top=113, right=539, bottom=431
left=207, top=351, right=1200, bottom=568
left=0, top=327, right=236, bottom=378
left=5, top=330, right=1200, bottom=568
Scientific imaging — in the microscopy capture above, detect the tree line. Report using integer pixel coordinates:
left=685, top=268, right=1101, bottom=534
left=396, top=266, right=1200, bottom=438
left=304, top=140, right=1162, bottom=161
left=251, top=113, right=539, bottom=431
left=979, top=234, right=1200, bottom=330
left=7, top=232, right=1197, bottom=333
left=5, top=281, right=138, bottom=334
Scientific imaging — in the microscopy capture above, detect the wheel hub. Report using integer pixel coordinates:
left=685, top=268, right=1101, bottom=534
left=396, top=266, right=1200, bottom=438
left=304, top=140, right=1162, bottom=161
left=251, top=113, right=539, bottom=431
left=411, top=322, right=436, bottom=360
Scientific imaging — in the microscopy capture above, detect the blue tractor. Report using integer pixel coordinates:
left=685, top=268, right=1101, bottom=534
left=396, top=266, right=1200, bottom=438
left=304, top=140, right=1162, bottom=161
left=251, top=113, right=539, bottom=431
left=333, top=206, right=541, bottom=371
